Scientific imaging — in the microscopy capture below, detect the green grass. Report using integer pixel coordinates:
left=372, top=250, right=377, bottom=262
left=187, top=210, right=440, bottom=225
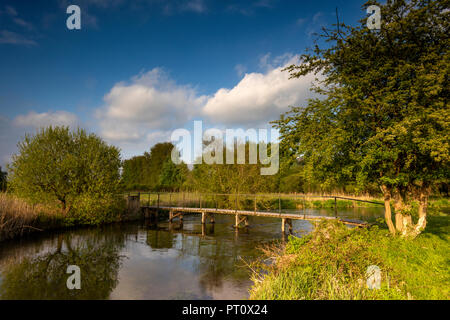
left=249, top=211, right=450, bottom=300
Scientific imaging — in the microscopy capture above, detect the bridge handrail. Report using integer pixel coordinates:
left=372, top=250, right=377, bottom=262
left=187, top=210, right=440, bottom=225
left=121, top=192, right=384, bottom=206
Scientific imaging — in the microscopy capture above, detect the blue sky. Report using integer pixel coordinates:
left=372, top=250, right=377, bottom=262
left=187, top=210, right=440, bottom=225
left=0, top=0, right=370, bottom=167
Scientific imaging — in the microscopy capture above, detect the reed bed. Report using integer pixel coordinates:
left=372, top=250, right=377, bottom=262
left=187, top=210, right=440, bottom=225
left=0, top=193, right=62, bottom=241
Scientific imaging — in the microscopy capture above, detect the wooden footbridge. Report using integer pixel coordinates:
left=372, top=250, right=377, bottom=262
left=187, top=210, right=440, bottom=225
left=127, top=193, right=383, bottom=233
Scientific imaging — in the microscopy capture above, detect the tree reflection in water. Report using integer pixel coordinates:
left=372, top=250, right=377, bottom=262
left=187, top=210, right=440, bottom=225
left=0, top=229, right=126, bottom=299
left=144, top=220, right=256, bottom=296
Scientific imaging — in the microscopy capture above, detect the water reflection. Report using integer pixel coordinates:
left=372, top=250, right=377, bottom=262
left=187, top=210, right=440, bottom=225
left=0, top=229, right=126, bottom=299
left=0, top=207, right=384, bottom=300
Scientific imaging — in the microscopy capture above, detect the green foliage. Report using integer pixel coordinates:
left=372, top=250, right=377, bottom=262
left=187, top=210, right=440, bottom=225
left=0, top=166, right=6, bottom=191
left=273, top=0, right=449, bottom=197
left=121, top=142, right=175, bottom=191
left=67, top=194, right=126, bottom=226
left=159, top=159, right=189, bottom=191
left=7, top=126, right=121, bottom=221
left=121, top=155, right=151, bottom=190
left=190, top=142, right=278, bottom=194
left=250, top=215, right=450, bottom=300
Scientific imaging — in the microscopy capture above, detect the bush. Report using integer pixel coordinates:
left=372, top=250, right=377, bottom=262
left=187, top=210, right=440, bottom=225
left=68, top=194, right=126, bottom=226
left=8, top=126, right=121, bottom=211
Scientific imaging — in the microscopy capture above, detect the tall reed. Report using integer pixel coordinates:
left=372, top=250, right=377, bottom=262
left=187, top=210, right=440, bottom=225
left=0, top=193, right=61, bottom=241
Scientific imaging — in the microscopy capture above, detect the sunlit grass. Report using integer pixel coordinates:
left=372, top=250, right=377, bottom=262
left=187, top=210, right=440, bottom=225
left=249, top=212, right=450, bottom=300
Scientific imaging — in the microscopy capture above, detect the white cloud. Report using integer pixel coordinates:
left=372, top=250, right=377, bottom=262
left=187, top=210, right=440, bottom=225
left=183, top=0, right=207, bottom=13
left=13, top=111, right=79, bottom=128
left=5, top=6, right=17, bottom=17
left=234, top=64, right=247, bottom=77
left=203, top=54, right=321, bottom=126
left=96, top=54, right=320, bottom=157
left=0, top=30, right=36, bottom=46
left=97, top=68, right=207, bottom=144
left=0, top=111, right=80, bottom=167
left=0, top=116, right=20, bottom=167
left=13, top=17, right=33, bottom=30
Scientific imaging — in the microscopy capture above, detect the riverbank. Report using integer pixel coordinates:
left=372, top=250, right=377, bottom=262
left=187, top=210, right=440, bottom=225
left=249, top=211, right=450, bottom=300
left=0, top=193, right=129, bottom=242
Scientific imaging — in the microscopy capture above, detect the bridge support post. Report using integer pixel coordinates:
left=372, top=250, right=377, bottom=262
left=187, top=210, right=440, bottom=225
left=235, top=214, right=249, bottom=228
left=202, top=211, right=214, bottom=224
left=202, top=211, right=206, bottom=224
left=287, top=218, right=292, bottom=233
left=282, top=218, right=293, bottom=234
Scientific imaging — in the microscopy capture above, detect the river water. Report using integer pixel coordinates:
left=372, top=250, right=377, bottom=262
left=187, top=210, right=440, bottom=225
left=0, top=207, right=384, bottom=300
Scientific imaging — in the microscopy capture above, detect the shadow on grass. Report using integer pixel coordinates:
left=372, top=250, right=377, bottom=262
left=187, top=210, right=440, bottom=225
left=423, top=212, right=450, bottom=241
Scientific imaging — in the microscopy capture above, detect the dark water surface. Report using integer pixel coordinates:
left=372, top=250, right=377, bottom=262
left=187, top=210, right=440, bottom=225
left=0, top=207, right=384, bottom=300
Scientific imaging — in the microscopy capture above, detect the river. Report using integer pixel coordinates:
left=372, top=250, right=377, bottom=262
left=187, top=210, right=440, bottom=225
left=0, top=207, right=384, bottom=299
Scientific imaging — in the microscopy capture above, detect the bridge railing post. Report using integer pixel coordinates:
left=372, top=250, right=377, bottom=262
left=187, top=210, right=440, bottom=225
left=278, top=194, right=281, bottom=213
left=334, top=197, right=337, bottom=218
left=157, top=193, right=160, bottom=208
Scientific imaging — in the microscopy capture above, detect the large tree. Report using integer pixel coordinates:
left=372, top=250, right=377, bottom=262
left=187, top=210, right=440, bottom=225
left=274, top=0, right=449, bottom=237
left=8, top=126, right=121, bottom=211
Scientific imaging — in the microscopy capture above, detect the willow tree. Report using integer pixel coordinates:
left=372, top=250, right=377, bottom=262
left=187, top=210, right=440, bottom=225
left=274, top=0, right=449, bottom=237
left=8, top=126, right=121, bottom=212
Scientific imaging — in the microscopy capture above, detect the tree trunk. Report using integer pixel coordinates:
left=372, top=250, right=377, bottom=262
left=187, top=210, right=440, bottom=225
left=393, top=190, right=410, bottom=236
left=381, top=185, right=396, bottom=235
left=411, top=190, right=428, bottom=237
left=392, top=187, right=429, bottom=238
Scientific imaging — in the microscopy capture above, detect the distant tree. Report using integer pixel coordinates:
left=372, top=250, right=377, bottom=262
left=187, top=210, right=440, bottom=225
left=146, top=143, right=174, bottom=189
left=121, top=142, right=174, bottom=191
left=121, top=155, right=151, bottom=190
left=0, top=166, right=6, bottom=191
left=274, top=0, right=449, bottom=237
left=159, top=160, right=189, bottom=192
left=191, top=142, right=277, bottom=194
left=8, top=127, right=121, bottom=212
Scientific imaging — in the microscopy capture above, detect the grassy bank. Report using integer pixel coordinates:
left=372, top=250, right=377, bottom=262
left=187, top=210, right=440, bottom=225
left=0, top=193, right=128, bottom=242
left=249, top=212, right=450, bottom=300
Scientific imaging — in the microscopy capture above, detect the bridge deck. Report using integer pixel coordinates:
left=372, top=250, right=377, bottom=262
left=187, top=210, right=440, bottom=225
left=142, top=206, right=368, bottom=227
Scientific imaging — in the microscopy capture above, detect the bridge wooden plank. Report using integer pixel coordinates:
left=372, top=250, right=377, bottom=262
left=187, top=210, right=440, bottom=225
left=143, top=206, right=368, bottom=227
